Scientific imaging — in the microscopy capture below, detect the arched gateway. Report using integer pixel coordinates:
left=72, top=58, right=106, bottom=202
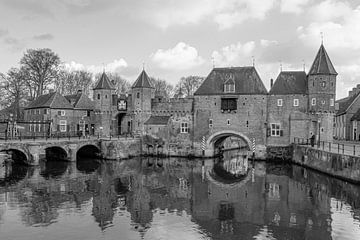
left=206, top=130, right=252, bottom=156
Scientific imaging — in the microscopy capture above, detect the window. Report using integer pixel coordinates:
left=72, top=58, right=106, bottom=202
left=209, top=119, right=213, bottom=128
left=37, top=109, right=40, bottom=115
left=271, top=123, right=282, bottom=136
left=321, top=81, right=326, bottom=88
left=87, top=110, right=91, bottom=117
left=277, top=99, right=283, bottom=106
left=221, top=98, right=237, bottom=111
left=59, top=120, right=67, bottom=132
left=38, top=121, right=41, bottom=132
left=330, top=98, right=334, bottom=106
left=227, top=119, right=230, bottom=125
left=293, top=99, right=299, bottom=107
left=60, top=110, right=65, bottom=116
left=311, top=98, right=316, bottom=106
left=105, top=94, right=108, bottom=99
left=43, top=109, right=48, bottom=114
left=224, top=82, right=235, bottom=93
left=137, top=92, right=140, bottom=98
left=180, top=122, right=189, bottom=133
left=29, top=122, right=32, bottom=132
left=321, top=100, right=326, bottom=105
left=97, top=94, right=100, bottom=100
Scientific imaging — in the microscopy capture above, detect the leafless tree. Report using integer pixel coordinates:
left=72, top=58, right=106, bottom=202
left=20, top=48, right=61, bottom=99
left=150, top=77, right=174, bottom=98
left=57, top=70, right=93, bottom=96
left=0, top=68, right=28, bottom=119
left=174, top=76, right=205, bottom=97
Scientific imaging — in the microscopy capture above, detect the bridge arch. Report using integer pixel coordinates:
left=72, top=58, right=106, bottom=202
left=45, top=146, right=68, bottom=161
left=76, top=144, right=101, bottom=159
left=0, top=148, right=28, bottom=165
left=207, top=130, right=252, bottom=151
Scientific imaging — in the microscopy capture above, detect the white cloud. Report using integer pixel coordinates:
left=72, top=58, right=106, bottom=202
left=64, top=59, right=128, bottom=74
left=211, top=41, right=256, bottom=67
left=260, top=39, right=278, bottom=47
left=280, top=0, right=310, bottom=14
left=139, top=0, right=277, bottom=30
left=151, top=42, right=204, bottom=70
left=299, top=1, right=360, bottom=50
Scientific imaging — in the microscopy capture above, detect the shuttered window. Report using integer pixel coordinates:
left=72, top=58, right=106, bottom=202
left=221, top=98, right=237, bottom=111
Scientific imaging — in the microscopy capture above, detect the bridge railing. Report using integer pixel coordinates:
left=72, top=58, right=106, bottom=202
left=293, top=137, right=360, bottom=156
left=0, top=131, right=137, bottom=142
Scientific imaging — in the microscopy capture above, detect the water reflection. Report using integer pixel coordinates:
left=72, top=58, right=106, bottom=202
left=40, top=161, right=68, bottom=179
left=0, top=151, right=359, bottom=240
left=76, top=157, right=101, bottom=173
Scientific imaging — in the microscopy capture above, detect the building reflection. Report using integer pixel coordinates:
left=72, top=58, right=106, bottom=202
left=0, top=154, right=359, bottom=238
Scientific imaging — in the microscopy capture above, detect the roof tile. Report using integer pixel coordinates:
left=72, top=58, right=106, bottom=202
left=269, top=71, right=307, bottom=95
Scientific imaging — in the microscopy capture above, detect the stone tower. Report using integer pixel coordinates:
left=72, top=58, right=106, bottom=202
left=93, top=72, right=116, bottom=136
left=131, top=70, right=155, bottom=134
left=307, top=44, right=337, bottom=142
left=307, top=44, right=337, bottom=113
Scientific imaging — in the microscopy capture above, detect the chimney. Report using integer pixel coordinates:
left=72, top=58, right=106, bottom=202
left=354, top=87, right=360, bottom=96
left=349, top=90, right=354, bottom=97
left=270, top=78, right=274, bottom=88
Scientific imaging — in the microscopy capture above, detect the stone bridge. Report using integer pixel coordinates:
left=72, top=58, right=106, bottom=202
left=0, top=137, right=141, bottom=165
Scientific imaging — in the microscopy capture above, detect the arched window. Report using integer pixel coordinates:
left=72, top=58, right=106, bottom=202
left=224, top=79, right=235, bottom=93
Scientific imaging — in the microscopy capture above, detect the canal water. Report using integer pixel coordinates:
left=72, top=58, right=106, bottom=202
left=0, top=149, right=360, bottom=240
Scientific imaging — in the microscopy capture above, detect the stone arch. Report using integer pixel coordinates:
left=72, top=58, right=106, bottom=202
left=0, top=148, right=28, bottom=165
left=206, top=130, right=252, bottom=150
left=45, top=146, right=68, bottom=161
left=76, top=144, right=101, bottom=159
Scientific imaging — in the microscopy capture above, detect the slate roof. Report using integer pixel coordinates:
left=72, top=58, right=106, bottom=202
left=194, top=67, right=267, bottom=95
left=351, top=108, right=360, bottom=121
left=93, top=72, right=115, bottom=90
left=65, top=92, right=94, bottom=110
left=269, top=71, right=307, bottom=95
left=25, top=92, right=73, bottom=109
left=144, top=116, right=170, bottom=125
left=336, top=92, right=360, bottom=115
left=308, top=44, right=337, bottom=75
left=132, top=70, right=154, bottom=89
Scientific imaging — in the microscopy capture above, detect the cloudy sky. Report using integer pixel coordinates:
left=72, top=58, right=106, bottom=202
left=0, top=0, right=359, bottom=99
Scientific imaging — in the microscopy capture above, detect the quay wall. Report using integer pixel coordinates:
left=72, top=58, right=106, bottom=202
left=292, top=145, right=360, bottom=183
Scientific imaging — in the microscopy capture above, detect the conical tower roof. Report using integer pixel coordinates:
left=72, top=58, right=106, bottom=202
left=308, top=44, right=337, bottom=75
left=132, top=70, right=154, bottom=89
left=93, top=72, right=115, bottom=90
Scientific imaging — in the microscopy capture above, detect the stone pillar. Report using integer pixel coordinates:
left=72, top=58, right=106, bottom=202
left=27, top=145, right=42, bottom=166
left=68, top=144, right=78, bottom=162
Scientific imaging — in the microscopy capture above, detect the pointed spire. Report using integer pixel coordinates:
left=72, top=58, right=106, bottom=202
left=132, top=69, right=154, bottom=89
left=93, top=71, right=115, bottom=90
left=308, top=44, right=337, bottom=75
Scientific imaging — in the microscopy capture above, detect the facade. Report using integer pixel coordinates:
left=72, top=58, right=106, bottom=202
left=334, top=85, right=360, bottom=140
left=24, top=90, right=94, bottom=137
left=20, top=43, right=338, bottom=155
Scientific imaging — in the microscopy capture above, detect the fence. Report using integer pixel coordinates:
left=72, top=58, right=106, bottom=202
left=293, top=137, right=360, bottom=156
left=0, top=131, right=136, bottom=142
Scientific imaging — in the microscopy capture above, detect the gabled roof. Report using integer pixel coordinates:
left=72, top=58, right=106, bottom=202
left=336, top=92, right=360, bottom=115
left=132, top=70, right=154, bottom=89
left=25, top=92, right=73, bottom=109
left=65, top=92, right=94, bottom=110
left=269, top=71, right=307, bottom=95
left=351, top=108, right=360, bottom=121
left=194, top=67, right=267, bottom=95
left=308, top=44, right=337, bottom=75
left=144, top=116, right=170, bottom=125
left=93, top=72, right=115, bottom=90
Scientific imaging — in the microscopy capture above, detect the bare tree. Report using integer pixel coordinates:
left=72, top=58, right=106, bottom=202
left=20, top=48, right=61, bottom=99
left=150, top=77, right=174, bottom=98
left=57, top=70, right=93, bottom=96
left=174, top=76, right=205, bottom=97
left=0, top=68, right=27, bottom=119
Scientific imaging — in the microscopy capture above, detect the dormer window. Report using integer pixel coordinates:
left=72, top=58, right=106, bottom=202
left=224, top=74, right=235, bottom=93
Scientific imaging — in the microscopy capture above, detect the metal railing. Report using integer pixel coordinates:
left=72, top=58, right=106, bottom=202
left=0, top=131, right=136, bottom=142
left=293, top=137, right=360, bottom=156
